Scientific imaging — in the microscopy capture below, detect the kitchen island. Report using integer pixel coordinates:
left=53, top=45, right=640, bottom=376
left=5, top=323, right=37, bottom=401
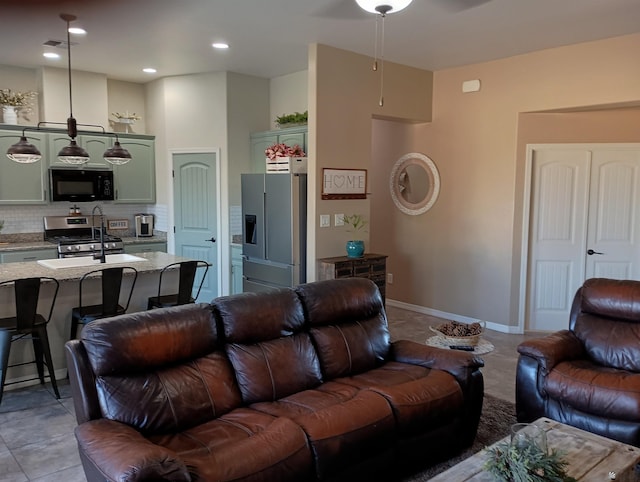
left=0, top=251, right=195, bottom=390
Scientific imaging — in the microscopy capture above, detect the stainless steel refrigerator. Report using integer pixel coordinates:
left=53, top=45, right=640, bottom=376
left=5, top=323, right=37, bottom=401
left=241, top=172, right=307, bottom=292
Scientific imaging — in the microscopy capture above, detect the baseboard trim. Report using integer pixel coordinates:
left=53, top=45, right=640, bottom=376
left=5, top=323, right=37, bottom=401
left=386, top=299, right=523, bottom=334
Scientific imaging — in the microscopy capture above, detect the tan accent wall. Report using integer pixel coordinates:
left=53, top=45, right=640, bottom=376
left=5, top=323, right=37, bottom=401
left=372, top=33, right=640, bottom=328
left=309, top=44, right=433, bottom=268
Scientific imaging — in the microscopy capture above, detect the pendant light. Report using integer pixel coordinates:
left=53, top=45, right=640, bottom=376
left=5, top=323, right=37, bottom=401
left=6, top=132, right=42, bottom=164
left=103, top=135, right=132, bottom=165
left=355, top=0, right=413, bottom=107
left=57, top=13, right=89, bottom=165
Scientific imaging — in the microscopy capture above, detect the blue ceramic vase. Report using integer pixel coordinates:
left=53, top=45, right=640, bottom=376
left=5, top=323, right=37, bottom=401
left=346, top=240, right=365, bottom=258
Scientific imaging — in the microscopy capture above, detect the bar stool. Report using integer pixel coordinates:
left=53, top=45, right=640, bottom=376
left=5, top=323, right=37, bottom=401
left=70, top=266, right=138, bottom=340
left=147, top=260, right=211, bottom=309
left=0, top=277, right=60, bottom=404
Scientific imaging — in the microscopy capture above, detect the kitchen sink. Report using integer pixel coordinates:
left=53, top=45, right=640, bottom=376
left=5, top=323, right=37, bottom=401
left=37, top=254, right=147, bottom=269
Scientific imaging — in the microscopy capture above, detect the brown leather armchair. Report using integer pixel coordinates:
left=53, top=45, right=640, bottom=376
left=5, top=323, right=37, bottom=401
left=516, top=278, right=640, bottom=446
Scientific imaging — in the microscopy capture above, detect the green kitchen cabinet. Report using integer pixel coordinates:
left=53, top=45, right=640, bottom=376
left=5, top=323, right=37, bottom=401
left=250, top=125, right=307, bottom=173
left=0, top=130, right=48, bottom=204
left=231, top=244, right=243, bottom=294
left=124, top=241, right=167, bottom=254
left=47, top=133, right=113, bottom=169
left=113, top=138, right=156, bottom=203
left=0, top=248, right=57, bottom=263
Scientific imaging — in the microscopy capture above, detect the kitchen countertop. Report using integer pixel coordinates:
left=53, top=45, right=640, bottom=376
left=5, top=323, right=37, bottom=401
left=0, top=251, right=185, bottom=283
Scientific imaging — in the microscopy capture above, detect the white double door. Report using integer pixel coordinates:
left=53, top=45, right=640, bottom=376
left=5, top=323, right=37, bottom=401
left=527, top=144, right=640, bottom=332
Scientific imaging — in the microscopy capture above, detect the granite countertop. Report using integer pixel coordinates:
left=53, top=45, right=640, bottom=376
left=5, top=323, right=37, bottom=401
left=0, top=251, right=189, bottom=284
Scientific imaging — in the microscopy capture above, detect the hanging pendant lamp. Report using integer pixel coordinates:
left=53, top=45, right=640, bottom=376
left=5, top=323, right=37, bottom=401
left=57, top=13, right=89, bottom=165
left=6, top=133, right=42, bottom=164
left=103, top=136, right=132, bottom=165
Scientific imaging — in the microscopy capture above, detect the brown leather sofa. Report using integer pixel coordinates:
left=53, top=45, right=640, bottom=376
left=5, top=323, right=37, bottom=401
left=516, top=278, right=640, bottom=446
left=65, top=278, right=485, bottom=482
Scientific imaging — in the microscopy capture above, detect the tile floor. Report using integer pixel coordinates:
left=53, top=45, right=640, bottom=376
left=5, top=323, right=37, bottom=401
left=0, top=305, right=539, bottom=481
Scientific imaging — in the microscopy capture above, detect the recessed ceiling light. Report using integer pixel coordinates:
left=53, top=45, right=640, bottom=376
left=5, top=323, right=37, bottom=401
left=143, top=68, right=157, bottom=73
left=68, top=27, right=86, bottom=35
left=212, top=42, right=229, bottom=49
left=43, top=52, right=60, bottom=59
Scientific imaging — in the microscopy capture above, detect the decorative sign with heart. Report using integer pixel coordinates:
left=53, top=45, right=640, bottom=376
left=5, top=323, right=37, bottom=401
left=322, top=168, right=367, bottom=199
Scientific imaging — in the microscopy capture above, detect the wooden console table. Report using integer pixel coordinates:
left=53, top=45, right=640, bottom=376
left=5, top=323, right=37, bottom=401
left=317, top=253, right=387, bottom=303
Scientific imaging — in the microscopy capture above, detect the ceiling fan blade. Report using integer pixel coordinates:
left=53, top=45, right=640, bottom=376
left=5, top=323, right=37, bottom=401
left=431, top=0, right=492, bottom=13
left=313, top=0, right=371, bottom=19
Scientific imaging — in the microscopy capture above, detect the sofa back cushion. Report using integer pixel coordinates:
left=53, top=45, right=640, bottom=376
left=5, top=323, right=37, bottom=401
left=571, top=278, right=640, bottom=371
left=296, top=278, right=390, bottom=380
left=214, top=289, right=322, bottom=404
left=80, top=304, right=242, bottom=434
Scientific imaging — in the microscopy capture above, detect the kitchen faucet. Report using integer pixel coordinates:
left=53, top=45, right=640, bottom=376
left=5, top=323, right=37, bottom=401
left=91, top=204, right=106, bottom=263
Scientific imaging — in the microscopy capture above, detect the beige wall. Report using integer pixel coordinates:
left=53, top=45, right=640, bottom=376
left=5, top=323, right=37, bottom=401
left=309, top=44, right=433, bottom=270
left=374, top=33, right=640, bottom=328
left=107, top=80, right=147, bottom=134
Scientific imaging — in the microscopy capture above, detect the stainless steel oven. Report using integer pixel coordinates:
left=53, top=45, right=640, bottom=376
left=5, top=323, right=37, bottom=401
left=43, top=216, right=124, bottom=258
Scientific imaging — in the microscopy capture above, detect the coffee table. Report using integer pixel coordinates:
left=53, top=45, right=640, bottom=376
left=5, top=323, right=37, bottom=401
left=429, top=417, right=640, bottom=481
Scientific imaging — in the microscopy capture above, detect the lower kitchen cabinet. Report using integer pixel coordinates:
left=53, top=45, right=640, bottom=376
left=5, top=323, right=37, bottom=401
left=0, top=248, right=58, bottom=263
left=231, top=244, right=243, bottom=294
left=124, top=241, right=167, bottom=254
left=317, top=253, right=387, bottom=303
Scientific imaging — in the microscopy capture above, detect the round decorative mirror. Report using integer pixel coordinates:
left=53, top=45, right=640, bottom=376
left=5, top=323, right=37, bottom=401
left=389, top=152, right=440, bottom=215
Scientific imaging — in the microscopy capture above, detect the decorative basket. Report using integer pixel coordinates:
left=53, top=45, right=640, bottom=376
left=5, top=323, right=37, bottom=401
left=429, top=321, right=485, bottom=347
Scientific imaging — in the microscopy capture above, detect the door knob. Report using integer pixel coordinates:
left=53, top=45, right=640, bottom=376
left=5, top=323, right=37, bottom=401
left=205, top=237, right=216, bottom=243
left=587, top=249, right=604, bottom=255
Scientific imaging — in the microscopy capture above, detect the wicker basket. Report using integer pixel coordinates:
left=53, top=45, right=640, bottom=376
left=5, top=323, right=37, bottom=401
left=429, top=321, right=485, bottom=347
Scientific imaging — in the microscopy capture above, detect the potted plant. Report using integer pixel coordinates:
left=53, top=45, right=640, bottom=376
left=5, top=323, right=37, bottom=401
left=0, top=89, right=37, bottom=124
left=343, top=214, right=367, bottom=258
left=275, top=110, right=308, bottom=128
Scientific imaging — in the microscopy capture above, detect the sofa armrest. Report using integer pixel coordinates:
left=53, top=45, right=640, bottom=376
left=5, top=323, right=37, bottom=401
left=516, top=330, right=585, bottom=372
left=75, top=419, right=190, bottom=482
left=391, top=339, right=484, bottom=387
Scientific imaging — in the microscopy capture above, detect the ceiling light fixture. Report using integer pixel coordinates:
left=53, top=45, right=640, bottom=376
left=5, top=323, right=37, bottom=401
left=355, top=0, right=413, bottom=107
left=43, top=52, right=60, bottom=59
left=143, top=67, right=157, bottom=73
left=6, top=13, right=132, bottom=166
left=212, top=42, right=229, bottom=49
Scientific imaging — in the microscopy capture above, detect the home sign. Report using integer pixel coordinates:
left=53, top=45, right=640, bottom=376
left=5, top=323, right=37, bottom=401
left=322, top=168, right=367, bottom=199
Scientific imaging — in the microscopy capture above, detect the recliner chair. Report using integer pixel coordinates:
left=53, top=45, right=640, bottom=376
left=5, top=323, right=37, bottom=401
left=516, top=277, right=640, bottom=446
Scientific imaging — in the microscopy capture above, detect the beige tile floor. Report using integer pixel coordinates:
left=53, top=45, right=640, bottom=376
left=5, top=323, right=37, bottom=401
left=0, top=305, right=539, bottom=481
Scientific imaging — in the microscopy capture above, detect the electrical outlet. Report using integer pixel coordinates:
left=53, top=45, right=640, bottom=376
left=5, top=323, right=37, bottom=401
left=334, top=214, right=345, bottom=226
left=387, top=273, right=394, bottom=284
left=320, top=214, right=330, bottom=227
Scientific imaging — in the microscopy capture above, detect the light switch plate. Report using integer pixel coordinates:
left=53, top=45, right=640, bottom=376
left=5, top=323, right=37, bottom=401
left=320, top=214, right=330, bottom=227
left=334, top=214, right=344, bottom=226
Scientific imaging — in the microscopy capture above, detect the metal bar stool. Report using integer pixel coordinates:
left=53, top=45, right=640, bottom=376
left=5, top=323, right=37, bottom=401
left=70, top=266, right=138, bottom=340
left=147, top=260, right=211, bottom=309
left=0, top=277, right=60, bottom=404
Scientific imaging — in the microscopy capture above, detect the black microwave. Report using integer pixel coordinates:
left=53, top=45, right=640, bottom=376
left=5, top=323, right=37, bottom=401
left=50, top=169, right=114, bottom=202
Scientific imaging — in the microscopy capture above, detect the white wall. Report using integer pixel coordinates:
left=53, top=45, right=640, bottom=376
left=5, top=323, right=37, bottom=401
left=270, top=70, right=308, bottom=129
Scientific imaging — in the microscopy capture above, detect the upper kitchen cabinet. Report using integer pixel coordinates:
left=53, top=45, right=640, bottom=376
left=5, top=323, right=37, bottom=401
left=48, top=133, right=113, bottom=169
left=113, top=137, right=156, bottom=204
left=0, top=130, right=48, bottom=204
left=250, top=126, right=307, bottom=173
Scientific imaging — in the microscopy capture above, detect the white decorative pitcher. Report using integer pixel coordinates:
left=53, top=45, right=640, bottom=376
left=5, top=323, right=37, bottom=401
left=2, top=105, right=18, bottom=124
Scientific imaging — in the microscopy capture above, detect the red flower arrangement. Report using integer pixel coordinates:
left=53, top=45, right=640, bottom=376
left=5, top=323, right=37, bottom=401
left=265, top=143, right=306, bottom=160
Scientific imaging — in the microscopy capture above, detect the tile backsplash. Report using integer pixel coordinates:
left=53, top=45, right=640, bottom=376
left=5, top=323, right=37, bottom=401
left=0, top=203, right=168, bottom=235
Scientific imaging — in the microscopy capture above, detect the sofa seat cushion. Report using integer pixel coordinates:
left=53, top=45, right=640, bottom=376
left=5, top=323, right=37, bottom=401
left=546, top=360, right=640, bottom=421
left=149, top=408, right=313, bottom=482
left=250, top=382, right=395, bottom=480
left=334, top=361, right=464, bottom=435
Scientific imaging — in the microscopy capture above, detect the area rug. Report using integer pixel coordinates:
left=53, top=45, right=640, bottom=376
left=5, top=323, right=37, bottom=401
left=402, top=394, right=516, bottom=481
